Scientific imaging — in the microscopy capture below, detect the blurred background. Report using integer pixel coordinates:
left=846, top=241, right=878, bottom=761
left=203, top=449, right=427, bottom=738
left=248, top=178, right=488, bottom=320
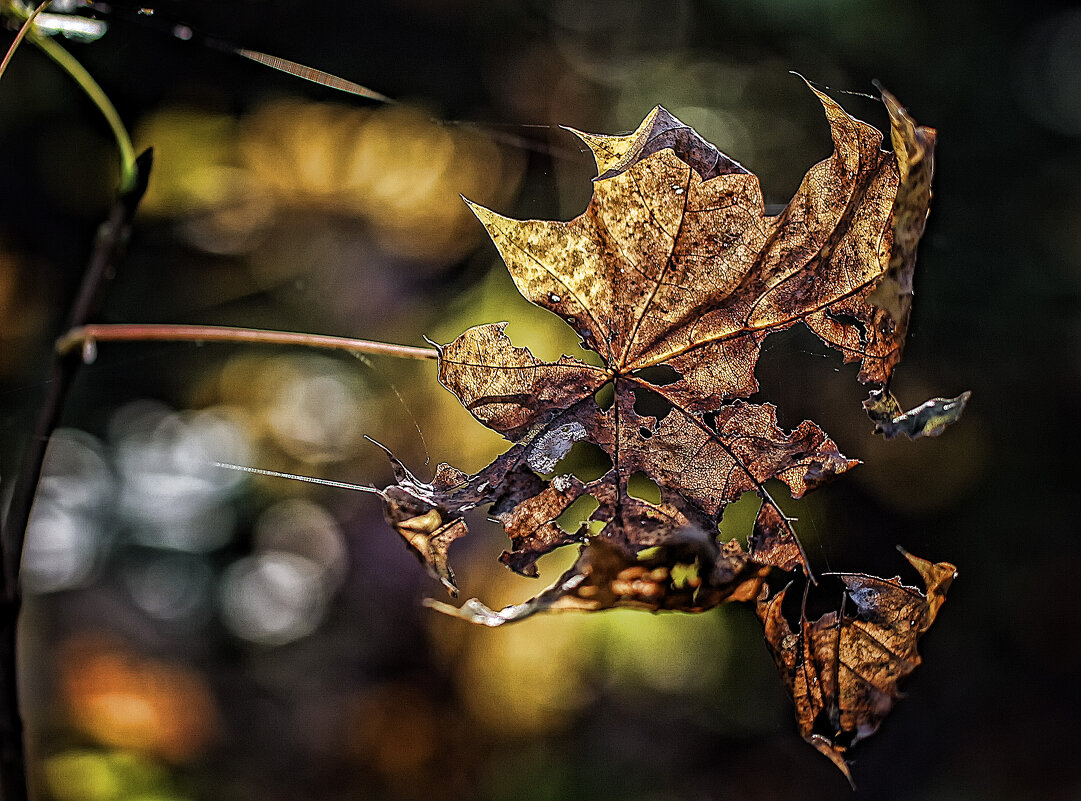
left=0, top=0, right=1076, bottom=799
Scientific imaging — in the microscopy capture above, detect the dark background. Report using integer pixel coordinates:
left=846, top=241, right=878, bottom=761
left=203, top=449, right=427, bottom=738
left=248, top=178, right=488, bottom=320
left=1, top=1, right=1077, bottom=799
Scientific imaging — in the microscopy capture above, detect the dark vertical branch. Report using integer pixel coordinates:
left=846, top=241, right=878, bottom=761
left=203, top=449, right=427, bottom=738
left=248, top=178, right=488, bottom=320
left=0, top=149, right=153, bottom=801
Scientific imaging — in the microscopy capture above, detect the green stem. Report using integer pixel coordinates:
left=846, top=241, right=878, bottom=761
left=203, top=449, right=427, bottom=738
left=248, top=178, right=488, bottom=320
left=0, top=2, right=47, bottom=83
left=28, top=31, right=136, bottom=193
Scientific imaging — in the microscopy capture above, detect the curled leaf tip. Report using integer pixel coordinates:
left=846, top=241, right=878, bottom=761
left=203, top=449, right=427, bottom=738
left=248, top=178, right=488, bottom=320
left=879, top=84, right=920, bottom=135
left=424, top=595, right=547, bottom=626
left=808, top=735, right=855, bottom=788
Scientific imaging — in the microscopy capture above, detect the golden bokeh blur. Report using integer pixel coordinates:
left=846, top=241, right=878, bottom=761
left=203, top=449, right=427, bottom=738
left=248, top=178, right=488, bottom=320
left=209, top=351, right=378, bottom=479
left=135, top=99, right=523, bottom=263
left=445, top=610, right=594, bottom=737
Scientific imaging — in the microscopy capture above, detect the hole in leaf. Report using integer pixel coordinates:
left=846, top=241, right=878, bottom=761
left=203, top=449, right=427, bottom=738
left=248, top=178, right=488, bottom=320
left=631, top=364, right=682, bottom=386
left=555, top=493, right=600, bottom=534
left=636, top=545, right=662, bottom=561
left=777, top=573, right=850, bottom=631
left=751, top=324, right=863, bottom=432
left=639, top=426, right=653, bottom=439
left=551, top=440, right=612, bottom=482
left=628, top=471, right=662, bottom=504
left=826, top=309, right=868, bottom=346
left=577, top=346, right=605, bottom=367
left=717, top=490, right=762, bottom=545
left=632, top=385, right=674, bottom=421
left=594, top=381, right=615, bottom=411
left=671, top=560, right=699, bottom=589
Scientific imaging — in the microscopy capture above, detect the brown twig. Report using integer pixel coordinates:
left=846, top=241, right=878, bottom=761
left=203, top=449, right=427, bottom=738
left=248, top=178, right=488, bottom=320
left=56, top=324, right=440, bottom=361
left=0, top=148, right=153, bottom=801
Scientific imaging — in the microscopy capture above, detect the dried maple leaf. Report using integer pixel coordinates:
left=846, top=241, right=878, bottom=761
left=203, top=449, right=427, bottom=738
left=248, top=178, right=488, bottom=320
left=382, top=80, right=958, bottom=600
left=373, top=79, right=965, bottom=777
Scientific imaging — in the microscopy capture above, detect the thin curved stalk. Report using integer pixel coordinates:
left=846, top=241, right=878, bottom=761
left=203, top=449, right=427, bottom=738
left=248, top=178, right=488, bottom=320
left=0, top=2, right=49, bottom=82
left=56, top=323, right=440, bottom=361
left=27, top=32, right=136, bottom=192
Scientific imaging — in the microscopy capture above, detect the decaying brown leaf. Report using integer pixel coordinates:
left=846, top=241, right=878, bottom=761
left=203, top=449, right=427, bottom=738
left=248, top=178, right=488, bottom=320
left=373, top=79, right=965, bottom=776
left=863, top=387, right=972, bottom=439
left=426, top=531, right=769, bottom=625
left=757, top=550, right=956, bottom=785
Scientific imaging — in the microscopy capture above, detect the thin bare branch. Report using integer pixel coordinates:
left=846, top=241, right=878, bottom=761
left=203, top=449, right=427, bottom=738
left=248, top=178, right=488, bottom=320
left=56, top=323, right=440, bottom=361
left=0, top=148, right=153, bottom=801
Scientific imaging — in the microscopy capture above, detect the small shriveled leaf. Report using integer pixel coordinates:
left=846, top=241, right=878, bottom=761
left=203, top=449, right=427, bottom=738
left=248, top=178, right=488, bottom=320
left=864, top=388, right=972, bottom=439
left=867, top=87, right=937, bottom=326
left=379, top=456, right=474, bottom=596
left=756, top=550, right=957, bottom=782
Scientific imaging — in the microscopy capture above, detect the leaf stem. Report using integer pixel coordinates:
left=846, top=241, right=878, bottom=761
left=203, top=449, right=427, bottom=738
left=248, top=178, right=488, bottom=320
left=27, top=30, right=137, bottom=192
left=56, top=323, right=441, bottom=361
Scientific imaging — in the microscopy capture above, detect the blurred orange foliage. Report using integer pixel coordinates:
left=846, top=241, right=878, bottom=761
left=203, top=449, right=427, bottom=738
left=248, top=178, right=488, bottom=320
left=59, top=634, right=219, bottom=763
